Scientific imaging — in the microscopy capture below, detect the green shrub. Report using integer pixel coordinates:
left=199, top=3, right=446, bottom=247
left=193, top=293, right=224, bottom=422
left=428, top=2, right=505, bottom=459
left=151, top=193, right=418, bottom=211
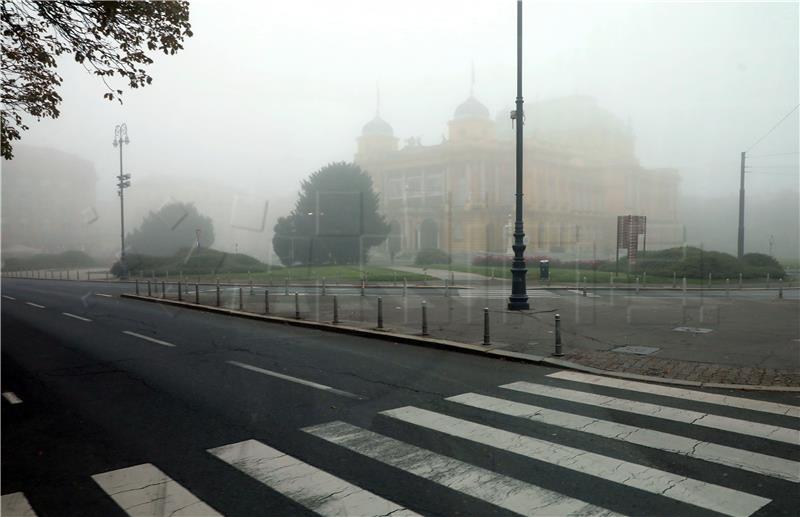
left=414, top=248, right=450, bottom=266
left=111, top=248, right=269, bottom=277
left=4, top=250, right=96, bottom=270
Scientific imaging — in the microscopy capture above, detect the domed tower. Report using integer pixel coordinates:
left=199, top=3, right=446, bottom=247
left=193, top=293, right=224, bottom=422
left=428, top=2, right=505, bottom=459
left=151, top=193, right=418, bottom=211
left=448, top=66, right=494, bottom=143
left=356, top=87, right=398, bottom=161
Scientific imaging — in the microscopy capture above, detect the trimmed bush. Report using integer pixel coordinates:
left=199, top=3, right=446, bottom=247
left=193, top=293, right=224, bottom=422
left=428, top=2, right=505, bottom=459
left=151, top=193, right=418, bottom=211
left=414, top=248, right=450, bottom=266
left=111, top=247, right=270, bottom=277
left=3, top=250, right=96, bottom=270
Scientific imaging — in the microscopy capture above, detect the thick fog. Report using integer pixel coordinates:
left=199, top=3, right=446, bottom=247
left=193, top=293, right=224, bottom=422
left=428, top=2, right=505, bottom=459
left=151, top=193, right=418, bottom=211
left=3, top=0, right=798, bottom=261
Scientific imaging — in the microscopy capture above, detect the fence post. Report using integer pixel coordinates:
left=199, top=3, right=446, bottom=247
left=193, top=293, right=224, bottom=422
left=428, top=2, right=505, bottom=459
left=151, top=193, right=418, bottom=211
left=377, top=296, right=383, bottom=329
left=239, top=287, right=243, bottom=310
left=483, top=307, right=490, bottom=346
left=147, top=280, right=152, bottom=297
left=195, top=283, right=200, bottom=304
left=249, top=278, right=254, bottom=296
left=295, top=292, right=300, bottom=319
left=403, top=277, right=407, bottom=297
left=332, top=295, right=339, bottom=324
left=553, top=314, right=563, bottom=357
left=421, top=301, right=429, bottom=336
left=361, top=278, right=365, bottom=297
left=672, top=272, right=677, bottom=288
left=322, top=277, right=327, bottom=296
left=161, top=281, right=166, bottom=299
left=264, top=289, right=270, bottom=314
left=779, top=278, right=783, bottom=299
left=216, top=283, right=221, bottom=307
left=178, top=281, right=183, bottom=301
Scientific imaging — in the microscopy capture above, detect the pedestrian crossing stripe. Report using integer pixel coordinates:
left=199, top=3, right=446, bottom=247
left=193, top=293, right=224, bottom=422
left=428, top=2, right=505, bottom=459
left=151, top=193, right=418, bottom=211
left=1, top=492, right=36, bottom=517
left=502, top=381, right=800, bottom=445
left=447, top=392, right=800, bottom=482
left=92, top=463, right=221, bottom=516
left=304, top=420, right=621, bottom=516
left=380, top=406, right=771, bottom=516
left=547, top=370, right=800, bottom=418
left=208, top=439, right=419, bottom=516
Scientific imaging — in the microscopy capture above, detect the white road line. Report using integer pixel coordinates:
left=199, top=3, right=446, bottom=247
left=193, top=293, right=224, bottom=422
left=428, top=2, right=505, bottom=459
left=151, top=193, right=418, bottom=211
left=382, top=406, right=771, bottom=517
left=2, top=295, right=16, bottom=300
left=92, top=463, right=220, bottom=516
left=121, top=331, right=176, bottom=348
left=1, top=492, right=37, bottom=516
left=548, top=370, right=800, bottom=418
left=448, top=392, right=800, bottom=483
left=62, top=312, right=92, bottom=322
left=226, top=360, right=364, bottom=400
left=95, top=293, right=113, bottom=298
left=304, top=420, right=621, bottom=516
left=503, top=381, right=799, bottom=445
left=2, top=392, right=23, bottom=405
left=25, top=302, right=45, bottom=309
left=208, top=439, right=418, bottom=516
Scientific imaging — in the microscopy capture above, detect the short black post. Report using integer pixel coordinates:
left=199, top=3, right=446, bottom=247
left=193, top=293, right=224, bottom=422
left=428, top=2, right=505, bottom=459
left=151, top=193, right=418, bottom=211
left=421, top=301, right=429, bottom=336
left=216, top=284, right=221, bottom=307
left=553, top=313, right=563, bottom=357
left=147, top=280, right=152, bottom=297
left=195, top=283, right=199, bottom=304
left=377, top=296, right=384, bottom=329
left=178, top=281, right=183, bottom=301
left=135, top=279, right=140, bottom=295
left=779, top=278, right=783, bottom=299
left=332, top=295, right=339, bottom=324
left=361, top=278, right=365, bottom=297
left=239, top=287, right=243, bottom=310
left=483, top=307, right=490, bottom=346
left=294, top=292, right=300, bottom=319
left=249, top=279, right=254, bottom=296
left=264, top=289, right=270, bottom=314
left=322, top=277, right=327, bottom=296
left=403, top=277, right=407, bottom=297
left=161, top=281, right=165, bottom=299
left=284, top=277, right=289, bottom=295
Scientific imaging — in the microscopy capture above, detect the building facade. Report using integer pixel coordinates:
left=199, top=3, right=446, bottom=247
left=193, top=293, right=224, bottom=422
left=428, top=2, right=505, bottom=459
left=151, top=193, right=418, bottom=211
left=355, top=94, right=680, bottom=260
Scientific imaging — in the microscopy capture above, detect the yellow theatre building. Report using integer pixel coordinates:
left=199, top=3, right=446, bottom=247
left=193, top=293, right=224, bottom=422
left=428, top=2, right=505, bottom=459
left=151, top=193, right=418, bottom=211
left=354, top=92, right=681, bottom=261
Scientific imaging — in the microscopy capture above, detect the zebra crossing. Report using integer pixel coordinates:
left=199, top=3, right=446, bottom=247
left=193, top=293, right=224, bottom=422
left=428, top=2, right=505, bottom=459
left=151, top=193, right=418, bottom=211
left=4, top=370, right=797, bottom=516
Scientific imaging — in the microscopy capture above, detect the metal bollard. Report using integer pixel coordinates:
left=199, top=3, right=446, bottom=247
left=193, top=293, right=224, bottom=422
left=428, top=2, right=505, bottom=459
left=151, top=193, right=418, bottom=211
left=766, top=273, right=771, bottom=289
left=582, top=277, right=587, bottom=296
left=161, top=281, right=166, bottom=299
left=147, top=280, right=152, bottom=297
left=285, top=277, right=289, bottom=295
left=332, top=295, right=339, bottom=324
left=249, top=279, right=254, bottom=296
left=264, top=289, right=270, bottom=314
left=682, top=276, right=687, bottom=292
left=708, top=272, right=712, bottom=287
left=361, top=278, right=365, bottom=297
left=672, top=272, right=677, bottom=289
left=403, top=277, right=407, bottom=297
left=779, top=278, right=783, bottom=299
left=635, top=276, right=640, bottom=294
left=239, top=287, right=243, bottom=310
left=195, top=283, right=199, bottom=304
left=421, top=301, right=429, bottom=336
left=322, top=277, right=327, bottom=296
left=738, top=273, right=743, bottom=289
left=725, top=278, right=730, bottom=298
left=377, top=297, right=384, bottom=329
left=295, top=292, right=300, bottom=319
left=642, top=272, right=647, bottom=286
left=178, top=282, right=183, bottom=301
left=553, top=313, right=563, bottom=357
left=483, top=307, right=490, bottom=346
left=135, top=279, right=139, bottom=295
left=444, top=279, right=449, bottom=297
left=216, top=284, right=221, bottom=307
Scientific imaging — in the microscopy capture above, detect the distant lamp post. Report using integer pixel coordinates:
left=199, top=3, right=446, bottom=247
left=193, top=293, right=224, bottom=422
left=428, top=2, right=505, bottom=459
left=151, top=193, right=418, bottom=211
left=113, top=124, right=131, bottom=278
left=508, top=0, right=529, bottom=310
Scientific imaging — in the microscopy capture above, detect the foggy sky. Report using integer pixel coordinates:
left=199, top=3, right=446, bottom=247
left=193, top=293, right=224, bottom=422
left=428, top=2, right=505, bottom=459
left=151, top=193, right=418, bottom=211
left=13, top=1, right=800, bottom=220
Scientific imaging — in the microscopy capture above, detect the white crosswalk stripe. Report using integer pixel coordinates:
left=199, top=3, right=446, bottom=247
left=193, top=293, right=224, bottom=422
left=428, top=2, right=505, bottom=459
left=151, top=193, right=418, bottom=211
left=548, top=370, right=800, bottom=418
left=502, top=381, right=800, bottom=445
left=92, top=463, right=221, bottom=516
left=303, top=420, right=621, bottom=516
left=448, top=392, right=800, bottom=482
left=208, top=439, right=419, bottom=516
left=381, top=406, right=772, bottom=516
left=1, top=492, right=37, bottom=516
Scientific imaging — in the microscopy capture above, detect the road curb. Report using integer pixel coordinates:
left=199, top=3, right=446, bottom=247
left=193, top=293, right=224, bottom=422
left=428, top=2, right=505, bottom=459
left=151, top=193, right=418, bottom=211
left=120, top=293, right=800, bottom=392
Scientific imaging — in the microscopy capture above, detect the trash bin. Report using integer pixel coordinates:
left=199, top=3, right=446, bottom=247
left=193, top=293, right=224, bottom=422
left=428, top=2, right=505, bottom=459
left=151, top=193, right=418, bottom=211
left=539, top=259, right=550, bottom=280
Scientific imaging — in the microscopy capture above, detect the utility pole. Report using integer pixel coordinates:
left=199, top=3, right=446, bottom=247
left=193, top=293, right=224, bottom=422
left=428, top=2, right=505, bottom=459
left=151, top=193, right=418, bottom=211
left=508, top=0, right=529, bottom=310
left=737, top=151, right=745, bottom=259
left=114, top=124, right=131, bottom=278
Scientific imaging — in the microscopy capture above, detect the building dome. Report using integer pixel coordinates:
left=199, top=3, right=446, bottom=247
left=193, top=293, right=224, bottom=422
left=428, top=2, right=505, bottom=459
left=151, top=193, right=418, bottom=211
left=453, top=96, right=490, bottom=120
left=362, top=115, right=394, bottom=137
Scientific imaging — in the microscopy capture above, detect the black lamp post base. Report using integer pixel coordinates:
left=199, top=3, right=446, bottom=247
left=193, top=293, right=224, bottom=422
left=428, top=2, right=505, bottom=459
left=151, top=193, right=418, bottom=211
left=507, top=299, right=529, bottom=311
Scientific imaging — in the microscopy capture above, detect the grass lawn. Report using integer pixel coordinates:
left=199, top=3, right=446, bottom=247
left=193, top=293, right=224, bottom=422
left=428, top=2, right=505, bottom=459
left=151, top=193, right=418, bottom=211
left=142, top=265, right=431, bottom=283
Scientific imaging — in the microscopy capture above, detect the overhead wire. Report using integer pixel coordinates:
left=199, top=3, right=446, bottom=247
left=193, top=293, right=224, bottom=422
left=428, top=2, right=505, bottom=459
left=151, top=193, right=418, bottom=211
left=745, top=104, right=800, bottom=153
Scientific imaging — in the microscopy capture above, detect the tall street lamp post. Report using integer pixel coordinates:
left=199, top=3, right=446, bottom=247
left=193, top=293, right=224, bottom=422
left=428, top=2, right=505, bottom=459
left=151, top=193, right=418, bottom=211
left=508, top=0, right=529, bottom=310
left=114, top=123, right=131, bottom=278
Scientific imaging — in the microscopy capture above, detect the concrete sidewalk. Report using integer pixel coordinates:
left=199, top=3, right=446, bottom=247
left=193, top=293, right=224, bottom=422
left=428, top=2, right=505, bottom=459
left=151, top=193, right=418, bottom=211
left=139, top=283, right=800, bottom=387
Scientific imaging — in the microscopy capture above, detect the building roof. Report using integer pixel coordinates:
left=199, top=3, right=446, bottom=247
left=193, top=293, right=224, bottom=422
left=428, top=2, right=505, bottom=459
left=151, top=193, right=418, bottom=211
left=453, top=95, right=490, bottom=120
left=361, top=115, right=394, bottom=137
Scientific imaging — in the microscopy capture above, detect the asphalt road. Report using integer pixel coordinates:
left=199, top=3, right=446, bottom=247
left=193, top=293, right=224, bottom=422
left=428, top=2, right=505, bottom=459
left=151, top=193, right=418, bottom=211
left=2, top=278, right=799, bottom=516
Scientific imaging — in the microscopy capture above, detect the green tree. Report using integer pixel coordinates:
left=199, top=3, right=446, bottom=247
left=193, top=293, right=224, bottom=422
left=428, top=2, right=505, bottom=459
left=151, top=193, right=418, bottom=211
left=1, top=1, right=192, bottom=159
left=127, top=202, right=214, bottom=257
left=273, top=162, right=390, bottom=266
